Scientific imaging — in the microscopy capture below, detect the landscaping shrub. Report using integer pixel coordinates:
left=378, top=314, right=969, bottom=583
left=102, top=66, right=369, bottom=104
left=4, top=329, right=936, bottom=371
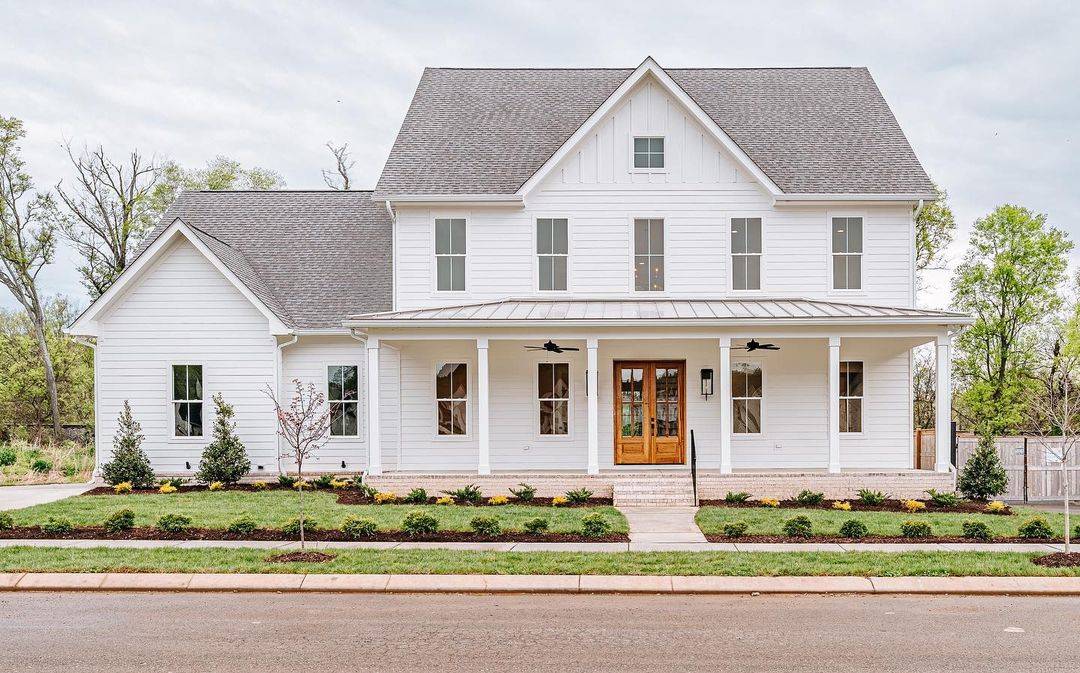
left=312, top=475, right=334, bottom=490
left=900, top=520, right=932, bottom=539
left=523, top=517, right=549, bottom=534
left=580, top=512, right=611, bottom=537
left=509, top=483, right=536, bottom=502
left=194, top=394, right=251, bottom=485
left=157, top=514, right=192, bottom=533
left=1075, top=523, right=1080, bottom=540
left=403, top=488, right=428, bottom=504
left=487, top=495, right=509, bottom=506
left=794, top=490, right=825, bottom=506
left=1017, top=517, right=1055, bottom=540
left=353, top=479, right=377, bottom=498
left=374, top=492, right=398, bottom=504
left=984, top=500, right=1008, bottom=513
left=251, top=481, right=269, bottom=491
left=104, top=509, right=135, bottom=533
left=330, top=478, right=349, bottom=490
left=30, top=458, right=51, bottom=473
left=831, top=501, right=851, bottom=511
left=227, top=516, right=257, bottom=535
left=758, top=498, right=779, bottom=508
left=901, top=499, right=926, bottom=513
left=551, top=496, right=568, bottom=506
left=281, top=517, right=318, bottom=537
left=782, top=515, right=813, bottom=539
left=341, top=516, right=378, bottom=539
left=444, top=484, right=483, bottom=504
left=0, top=447, right=16, bottom=467
left=470, top=515, right=502, bottom=536
left=208, top=481, right=224, bottom=492
left=721, top=521, right=748, bottom=538
left=160, top=477, right=186, bottom=489
left=435, top=496, right=453, bottom=505
left=402, top=510, right=439, bottom=537
left=293, top=480, right=308, bottom=491
left=158, top=483, right=177, bottom=494
left=925, top=489, right=961, bottom=507
left=113, top=481, right=133, bottom=495
left=277, top=474, right=297, bottom=488
left=101, top=401, right=156, bottom=489
left=961, top=520, right=992, bottom=541
left=856, top=489, right=887, bottom=505
left=957, top=433, right=1008, bottom=501
left=41, top=517, right=73, bottom=535
left=838, top=519, right=868, bottom=539
left=724, top=491, right=751, bottom=504
left=565, top=488, right=593, bottom=504
left=0, top=512, right=14, bottom=530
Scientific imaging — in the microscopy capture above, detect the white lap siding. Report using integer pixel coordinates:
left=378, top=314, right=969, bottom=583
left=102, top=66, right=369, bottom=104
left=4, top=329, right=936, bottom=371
left=95, top=239, right=277, bottom=474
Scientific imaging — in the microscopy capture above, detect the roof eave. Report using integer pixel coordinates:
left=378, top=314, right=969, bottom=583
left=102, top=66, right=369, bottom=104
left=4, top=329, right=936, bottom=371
left=344, top=316, right=974, bottom=329
left=773, top=193, right=935, bottom=205
left=382, top=193, right=525, bottom=207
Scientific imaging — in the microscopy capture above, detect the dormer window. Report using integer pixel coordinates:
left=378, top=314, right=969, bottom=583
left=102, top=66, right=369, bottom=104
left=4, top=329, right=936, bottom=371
left=633, top=137, right=664, bottom=169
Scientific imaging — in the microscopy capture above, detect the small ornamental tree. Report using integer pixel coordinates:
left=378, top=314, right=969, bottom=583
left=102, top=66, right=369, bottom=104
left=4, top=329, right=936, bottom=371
left=264, top=380, right=330, bottom=548
left=957, top=432, right=1009, bottom=501
left=194, top=393, right=251, bottom=484
left=101, top=400, right=155, bottom=488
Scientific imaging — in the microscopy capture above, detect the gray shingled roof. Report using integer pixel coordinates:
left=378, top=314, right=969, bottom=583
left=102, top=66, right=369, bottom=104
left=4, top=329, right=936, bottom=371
left=133, top=191, right=392, bottom=329
left=374, top=66, right=934, bottom=198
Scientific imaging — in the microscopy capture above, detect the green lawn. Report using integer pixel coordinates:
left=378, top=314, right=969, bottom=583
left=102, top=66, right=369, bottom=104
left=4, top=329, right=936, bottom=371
left=695, top=505, right=1066, bottom=539
left=6, top=490, right=627, bottom=534
left=0, top=546, right=1075, bottom=576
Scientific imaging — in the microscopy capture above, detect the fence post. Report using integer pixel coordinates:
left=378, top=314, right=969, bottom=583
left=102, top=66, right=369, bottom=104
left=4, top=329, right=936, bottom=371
left=1022, top=437, right=1029, bottom=503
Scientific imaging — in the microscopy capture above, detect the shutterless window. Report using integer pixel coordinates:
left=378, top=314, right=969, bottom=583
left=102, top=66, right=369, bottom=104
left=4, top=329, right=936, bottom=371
left=839, top=361, right=864, bottom=433
left=436, top=363, right=468, bottom=436
left=634, top=218, right=664, bottom=291
left=328, top=365, right=359, bottom=437
left=435, top=218, right=466, bottom=291
left=731, top=217, right=762, bottom=290
left=731, top=362, right=762, bottom=434
left=537, top=218, right=568, bottom=291
left=832, top=217, right=863, bottom=290
left=538, top=363, right=570, bottom=435
left=633, top=136, right=664, bottom=168
left=172, top=364, right=203, bottom=437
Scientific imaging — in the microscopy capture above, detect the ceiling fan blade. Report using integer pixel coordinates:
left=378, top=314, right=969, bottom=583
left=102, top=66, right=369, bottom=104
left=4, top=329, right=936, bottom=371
left=761, top=344, right=780, bottom=350
left=524, top=346, right=545, bottom=350
left=560, top=347, right=580, bottom=351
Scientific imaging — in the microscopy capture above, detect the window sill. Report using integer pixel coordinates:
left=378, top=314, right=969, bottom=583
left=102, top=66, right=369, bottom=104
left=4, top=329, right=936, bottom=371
left=629, top=168, right=669, bottom=175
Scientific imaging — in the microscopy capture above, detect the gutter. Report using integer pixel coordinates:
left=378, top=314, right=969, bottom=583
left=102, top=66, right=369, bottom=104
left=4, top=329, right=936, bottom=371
left=382, top=194, right=524, bottom=207
left=273, top=334, right=299, bottom=476
left=73, top=336, right=102, bottom=478
left=774, top=193, right=935, bottom=204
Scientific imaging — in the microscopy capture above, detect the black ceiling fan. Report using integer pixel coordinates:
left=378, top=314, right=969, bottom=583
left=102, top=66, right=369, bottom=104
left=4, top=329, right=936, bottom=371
left=524, top=340, right=580, bottom=353
left=734, top=339, right=780, bottom=352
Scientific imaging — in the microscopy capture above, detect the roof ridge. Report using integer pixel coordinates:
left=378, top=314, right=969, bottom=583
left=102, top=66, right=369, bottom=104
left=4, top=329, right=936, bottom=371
left=423, top=66, right=863, bottom=72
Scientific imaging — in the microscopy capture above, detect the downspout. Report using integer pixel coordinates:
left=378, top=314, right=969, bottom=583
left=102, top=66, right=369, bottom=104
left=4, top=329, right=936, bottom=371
left=73, top=336, right=101, bottom=480
left=273, top=334, right=299, bottom=475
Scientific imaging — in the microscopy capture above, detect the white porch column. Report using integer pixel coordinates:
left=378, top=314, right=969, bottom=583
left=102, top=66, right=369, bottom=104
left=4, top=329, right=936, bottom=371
left=586, top=337, right=599, bottom=475
left=827, top=336, right=841, bottom=474
left=935, top=333, right=953, bottom=472
left=366, top=335, right=382, bottom=476
left=476, top=337, right=491, bottom=475
left=719, top=336, right=732, bottom=474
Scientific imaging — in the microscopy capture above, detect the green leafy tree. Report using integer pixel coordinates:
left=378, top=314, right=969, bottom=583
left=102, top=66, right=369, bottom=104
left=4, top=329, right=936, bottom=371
left=194, top=393, right=251, bottom=484
left=101, top=400, right=155, bottom=488
left=915, top=183, right=956, bottom=277
left=951, top=205, right=1072, bottom=434
left=956, top=434, right=1009, bottom=501
left=150, top=155, right=285, bottom=219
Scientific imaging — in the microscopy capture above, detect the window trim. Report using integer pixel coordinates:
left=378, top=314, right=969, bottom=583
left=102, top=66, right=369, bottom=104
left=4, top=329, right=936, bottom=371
left=433, top=360, right=472, bottom=440
left=432, top=215, right=469, bottom=294
left=729, top=215, right=766, bottom=293
left=534, top=215, right=572, bottom=293
left=629, top=135, right=667, bottom=173
left=168, top=362, right=205, bottom=441
left=839, top=360, right=865, bottom=436
left=629, top=215, right=667, bottom=293
left=730, top=358, right=765, bottom=438
left=325, top=363, right=363, bottom=440
left=827, top=212, right=866, bottom=294
left=534, top=360, right=574, bottom=440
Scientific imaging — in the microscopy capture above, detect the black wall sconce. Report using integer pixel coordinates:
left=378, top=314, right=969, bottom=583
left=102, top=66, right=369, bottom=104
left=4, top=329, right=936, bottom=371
left=700, top=368, right=714, bottom=399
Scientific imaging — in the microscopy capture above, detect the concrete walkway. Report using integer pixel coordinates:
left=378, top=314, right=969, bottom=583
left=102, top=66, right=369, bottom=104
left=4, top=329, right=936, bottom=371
left=0, top=482, right=95, bottom=511
left=620, top=506, right=708, bottom=545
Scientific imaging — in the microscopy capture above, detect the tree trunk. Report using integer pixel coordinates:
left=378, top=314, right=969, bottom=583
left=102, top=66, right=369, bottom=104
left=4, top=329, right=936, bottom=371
left=1064, top=464, right=1071, bottom=555
left=29, top=301, right=62, bottom=436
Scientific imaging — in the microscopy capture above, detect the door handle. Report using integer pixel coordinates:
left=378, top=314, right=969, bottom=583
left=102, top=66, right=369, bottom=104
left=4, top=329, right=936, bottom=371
left=650, top=417, right=657, bottom=436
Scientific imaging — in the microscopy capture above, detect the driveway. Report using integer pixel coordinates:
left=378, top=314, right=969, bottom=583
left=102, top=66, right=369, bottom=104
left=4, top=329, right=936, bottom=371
left=0, top=482, right=94, bottom=511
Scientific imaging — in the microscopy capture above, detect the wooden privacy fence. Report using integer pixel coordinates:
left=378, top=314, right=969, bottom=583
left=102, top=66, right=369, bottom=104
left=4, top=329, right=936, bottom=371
left=916, top=430, right=1080, bottom=501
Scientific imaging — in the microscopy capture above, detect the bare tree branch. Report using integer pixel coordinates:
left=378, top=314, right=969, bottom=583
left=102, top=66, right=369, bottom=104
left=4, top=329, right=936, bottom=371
left=321, top=141, right=354, bottom=191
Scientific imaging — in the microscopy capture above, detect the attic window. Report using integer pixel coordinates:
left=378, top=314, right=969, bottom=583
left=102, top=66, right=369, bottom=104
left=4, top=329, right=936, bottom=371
left=633, top=137, right=664, bottom=169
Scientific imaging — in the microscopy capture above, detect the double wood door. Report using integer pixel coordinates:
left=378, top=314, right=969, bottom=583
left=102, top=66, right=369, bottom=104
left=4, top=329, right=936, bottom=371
left=613, top=361, right=686, bottom=465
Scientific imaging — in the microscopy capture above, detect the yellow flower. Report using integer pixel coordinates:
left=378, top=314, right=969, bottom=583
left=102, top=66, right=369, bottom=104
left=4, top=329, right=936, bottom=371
left=985, top=500, right=1008, bottom=513
left=374, top=491, right=398, bottom=504
left=831, top=500, right=851, bottom=511
left=159, top=483, right=177, bottom=494
left=435, top=496, right=454, bottom=505
left=208, top=481, right=224, bottom=491
left=114, top=482, right=133, bottom=495
left=901, top=499, right=926, bottom=513
left=758, top=498, right=780, bottom=508
left=551, top=496, right=569, bottom=507
left=293, top=480, right=308, bottom=490
left=251, top=481, right=268, bottom=491
left=330, top=479, right=349, bottom=490
left=488, top=495, right=509, bottom=506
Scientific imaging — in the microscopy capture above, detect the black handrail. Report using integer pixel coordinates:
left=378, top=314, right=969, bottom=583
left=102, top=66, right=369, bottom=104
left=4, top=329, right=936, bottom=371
left=690, top=429, right=698, bottom=506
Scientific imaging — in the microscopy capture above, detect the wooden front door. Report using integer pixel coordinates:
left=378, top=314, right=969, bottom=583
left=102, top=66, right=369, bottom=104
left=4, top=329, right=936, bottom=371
left=614, top=361, right=686, bottom=465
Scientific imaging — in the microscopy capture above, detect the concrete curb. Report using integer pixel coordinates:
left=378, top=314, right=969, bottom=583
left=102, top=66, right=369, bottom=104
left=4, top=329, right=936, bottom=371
left=3, top=572, right=1080, bottom=595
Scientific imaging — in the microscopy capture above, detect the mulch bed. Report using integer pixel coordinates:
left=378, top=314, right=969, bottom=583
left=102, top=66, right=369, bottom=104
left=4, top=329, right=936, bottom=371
left=335, top=492, right=612, bottom=507
left=699, top=499, right=1013, bottom=515
left=0, top=526, right=627, bottom=544
left=704, top=534, right=1060, bottom=544
left=1031, top=552, right=1080, bottom=567
left=83, top=484, right=288, bottom=496
left=268, top=551, right=335, bottom=564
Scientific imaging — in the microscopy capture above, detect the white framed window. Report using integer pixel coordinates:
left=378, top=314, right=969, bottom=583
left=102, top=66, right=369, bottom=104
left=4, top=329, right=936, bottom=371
left=171, top=364, right=204, bottom=438
left=839, top=361, right=864, bottom=433
left=831, top=217, right=863, bottom=290
left=731, top=361, right=763, bottom=434
left=435, top=217, right=466, bottom=291
left=633, top=218, right=664, bottom=291
left=436, top=362, right=468, bottom=436
left=538, top=362, right=570, bottom=435
left=633, top=136, right=665, bottom=168
left=537, top=218, right=568, bottom=291
left=327, top=365, right=359, bottom=437
left=731, top=217, right=762, bottom=290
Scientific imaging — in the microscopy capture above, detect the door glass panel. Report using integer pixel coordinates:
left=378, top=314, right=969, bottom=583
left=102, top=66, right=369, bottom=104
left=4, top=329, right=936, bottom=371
left=620, top=367, right=643, bottom=437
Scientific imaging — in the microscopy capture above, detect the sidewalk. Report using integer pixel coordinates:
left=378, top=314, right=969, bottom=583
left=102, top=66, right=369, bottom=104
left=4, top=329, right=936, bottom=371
left=0, top=482, right=96, bottom=511
left=3, top=571, right=1079, bottom=595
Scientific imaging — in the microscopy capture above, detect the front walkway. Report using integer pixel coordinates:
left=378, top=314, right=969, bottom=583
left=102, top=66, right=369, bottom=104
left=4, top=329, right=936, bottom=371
left=620, top=506, right=708, bottom=544
left=0, top=483, right=95, bottom=511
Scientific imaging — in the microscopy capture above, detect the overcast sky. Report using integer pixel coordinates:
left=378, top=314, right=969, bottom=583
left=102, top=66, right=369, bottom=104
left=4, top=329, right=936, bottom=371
left=2, top=0, right=1077, bottom=312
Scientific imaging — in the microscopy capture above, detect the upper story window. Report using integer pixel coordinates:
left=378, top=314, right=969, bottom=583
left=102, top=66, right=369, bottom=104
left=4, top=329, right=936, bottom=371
left=633, top=136, right=664, bottom=169
left=327, top=365, right=359, bottom=437
left=171, top=364, right=203, bottom=437
left=436, top=363, right=468, bottom=436
left=731, top=217, right=762, bottom=290
left=537, top=218, right=568, bottom=291
left=839, top=361, right=864, bottom=433
left=633, top=218, right=664, bottom=291
left=831, top=217, right=863, bottom=290
left=435, top=218, right=466, bottom=291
